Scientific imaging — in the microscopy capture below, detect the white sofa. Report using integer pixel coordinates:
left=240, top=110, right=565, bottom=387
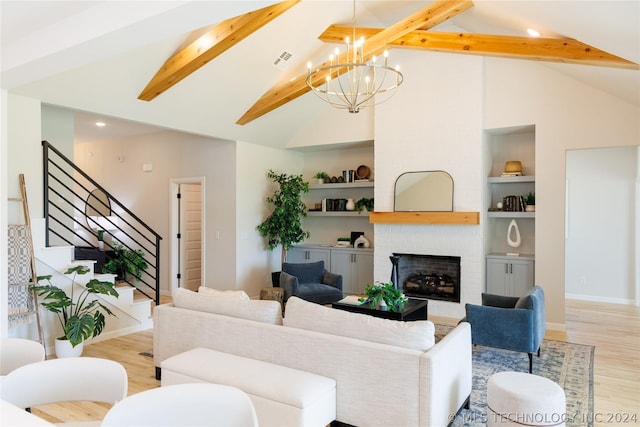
left=154, top=289, right=472, bottom=427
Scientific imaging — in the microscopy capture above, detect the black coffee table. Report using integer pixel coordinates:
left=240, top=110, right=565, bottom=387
left=331, top=297, right=428, bottom=321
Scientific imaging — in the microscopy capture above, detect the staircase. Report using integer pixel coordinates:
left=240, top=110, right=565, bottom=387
left=29, top=217, right=154, bottom=355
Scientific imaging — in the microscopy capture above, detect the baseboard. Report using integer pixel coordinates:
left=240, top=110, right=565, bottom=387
left=565, top=293, right=636, bottom=305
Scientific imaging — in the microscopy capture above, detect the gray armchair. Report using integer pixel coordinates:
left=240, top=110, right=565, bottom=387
left=463, top=285, right=546, bottom=373
left=279, top=261, right=343, bottom=305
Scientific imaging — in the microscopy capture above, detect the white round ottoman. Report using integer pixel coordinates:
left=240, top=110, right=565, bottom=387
left=487, top=371, right=566, bottom=427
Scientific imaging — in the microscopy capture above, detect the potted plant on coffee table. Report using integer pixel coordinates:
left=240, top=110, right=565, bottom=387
left=358, top=282, right=407, bottom=312
left=257, top=170, right=310, bottom=284
left=31, top=265, right=119, bottom=357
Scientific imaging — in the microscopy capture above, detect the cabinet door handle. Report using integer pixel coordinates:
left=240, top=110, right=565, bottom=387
left=510, top=264, right=513, bottom=274
left=305, top=251, right=310, bottom=260
left=506, top=264, right=509, bottom=274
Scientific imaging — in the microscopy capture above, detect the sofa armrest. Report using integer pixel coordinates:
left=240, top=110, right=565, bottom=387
left=481, top=292, right=519, bottom=308
left=420, top=322, right=472, bottom=427
left=465, top=303, right=536, bottom=352
left=279, top=271, right=299, bottom=300
left=322, top=271, right=343, bottom=291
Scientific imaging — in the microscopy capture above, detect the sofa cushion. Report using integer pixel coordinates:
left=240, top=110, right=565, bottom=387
left=198, top=286, right=250, bottom=300
left=283, top=297, right=435, bottom=351
left=172, top=288, right=282, bottom=325
left=514, top=293, right=534, bottom=310
left=282, top=261, right=324, bottom=284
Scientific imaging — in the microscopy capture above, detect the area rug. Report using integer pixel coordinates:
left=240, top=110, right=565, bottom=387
left=435, top=324, right=595, bottom=427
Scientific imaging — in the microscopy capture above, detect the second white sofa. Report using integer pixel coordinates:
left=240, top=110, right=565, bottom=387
left=154, top=289, right=472, bottom=427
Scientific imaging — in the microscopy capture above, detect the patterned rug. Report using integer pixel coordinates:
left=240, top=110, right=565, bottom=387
left=435, top=324, right=595, bottom=427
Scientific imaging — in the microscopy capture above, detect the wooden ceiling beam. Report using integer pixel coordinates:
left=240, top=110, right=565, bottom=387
left=236, top=0, right=474, bottom=125
left=319, top=26, right=639, bottom=70
left=138, top=0, right=300, bottom=102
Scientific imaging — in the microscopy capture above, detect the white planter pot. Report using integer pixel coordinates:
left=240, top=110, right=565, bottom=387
left=55, top=338, right=84, bottom=358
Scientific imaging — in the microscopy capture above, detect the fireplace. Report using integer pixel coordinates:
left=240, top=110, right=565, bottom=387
left=393, top=253, right=461, bottom=303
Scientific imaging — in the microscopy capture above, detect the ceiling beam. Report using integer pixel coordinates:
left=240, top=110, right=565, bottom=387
left=138, top=1, right=300, bottom=102
left=236, top=0, right=474, bottom=125
left=319, top=26, right=639, bottom=70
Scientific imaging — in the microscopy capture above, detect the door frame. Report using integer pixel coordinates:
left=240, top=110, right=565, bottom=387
left=169, top=177, right=205, bottom=293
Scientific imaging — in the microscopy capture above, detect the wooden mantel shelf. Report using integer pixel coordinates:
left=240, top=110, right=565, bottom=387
left=369, top=211, right=480, bottom=225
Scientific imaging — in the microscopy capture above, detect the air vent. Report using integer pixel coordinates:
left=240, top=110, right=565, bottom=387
left=273, top=51, right=294, bottom=70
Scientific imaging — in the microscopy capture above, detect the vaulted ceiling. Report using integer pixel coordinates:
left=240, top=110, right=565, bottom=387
left=2, top=1, right=639, bottom=147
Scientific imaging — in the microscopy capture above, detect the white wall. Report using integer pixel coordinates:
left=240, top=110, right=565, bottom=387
left=374, top=51, right=485, bottom=319
left=566, top=147, right=638, bottom=303
left=485, top=58, right=640, bottom=324
left=1, top=94, right=43, bottom=336
left=75, top=130, right=237, bottom=294
left=236, top=141, right=303, bottom=297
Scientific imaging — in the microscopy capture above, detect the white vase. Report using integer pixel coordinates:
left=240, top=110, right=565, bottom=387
left=55, top=338, right=84, bottom=358
left=346, top=198, right=355, bottom=211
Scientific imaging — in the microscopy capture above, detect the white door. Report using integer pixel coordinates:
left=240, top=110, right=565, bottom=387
left=179, top=183, right=202, bottom=291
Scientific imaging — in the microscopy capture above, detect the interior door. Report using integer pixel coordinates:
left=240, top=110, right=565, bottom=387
left=179, top=183, right=202, bottom=291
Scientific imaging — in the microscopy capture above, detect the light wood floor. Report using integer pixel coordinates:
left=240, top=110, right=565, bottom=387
left=30, top=299, right=640, bottom=425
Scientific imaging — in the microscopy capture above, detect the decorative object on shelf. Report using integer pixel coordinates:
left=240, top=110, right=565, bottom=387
left=30, top=265, right=119, bottom=354
left=313, top=171, right=329, bottom=184
left=350, top=231, right=364, bottom=246
left=257, top=170, right=310, bottom=264
left=525, top=192, right=535, bottom=212
left=501, top=160, right=523, bottom=177
left=507, top=219, right=522, bottom=256
left=358, top=282, right=407, bottom=313
left=390, top=255, right=400, bottom=289
left=354, top=234, right=370, bottom=248
left=354, top=197, right=374, bottom=213
left=103, top=241, right=148, bottom=282
left=305, top=0, right=403, bottom=113
left=336, top=237, right=351, bottom=247
left=342, top=170, right=355, bottom=183
left=345, top=198, right=355, bottom=211
left=330, top=176, right=338, bottom=183
left=496, top=201, right=503, bottom=210
left=356, top=165, right=370, bottom=180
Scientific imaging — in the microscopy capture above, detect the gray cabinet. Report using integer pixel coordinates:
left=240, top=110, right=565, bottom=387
left=486, top=255, right=534, bottom=297
left=287, top=245, right=373, bottom=294
left=330, top=249, right=374, bottom=294
left=286, top=246, right=331, bottom=266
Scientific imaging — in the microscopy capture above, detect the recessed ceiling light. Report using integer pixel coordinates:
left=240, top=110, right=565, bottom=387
left=527, top=28, right=541, bottom=37
left=95, top=121, right=106, bottom=127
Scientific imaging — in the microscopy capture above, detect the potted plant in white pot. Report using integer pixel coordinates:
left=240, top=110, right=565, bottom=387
left=313, top=171, right=329, bottom=184
left=257, top=170, right=310, bottom=284
left=31, top=265, right=119, bottom=357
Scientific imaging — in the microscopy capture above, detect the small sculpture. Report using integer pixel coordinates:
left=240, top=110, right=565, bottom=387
left=507, top=219, right=521, bottom=255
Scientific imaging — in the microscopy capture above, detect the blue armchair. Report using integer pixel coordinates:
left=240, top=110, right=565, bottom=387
left=279, top=261, right=343, bottom=305
left=464, top=285, right=546, bottom=373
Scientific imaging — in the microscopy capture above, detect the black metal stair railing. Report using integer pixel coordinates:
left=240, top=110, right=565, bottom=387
left=42, top=140, right=162, bottom=305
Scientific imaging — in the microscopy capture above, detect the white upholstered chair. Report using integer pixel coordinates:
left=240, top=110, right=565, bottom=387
left=102, top=383, right=258, bottom=427
left=0, top=338, right=46, bottom=375
left=1, top=357, right=128, bottom=425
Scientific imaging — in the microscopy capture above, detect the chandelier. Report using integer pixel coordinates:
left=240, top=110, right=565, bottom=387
left=305, top=1, right=404, bottom=113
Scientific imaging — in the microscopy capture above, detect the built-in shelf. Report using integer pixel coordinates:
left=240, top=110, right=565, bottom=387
left=369, top=211, right=480, bottom=225
left=309, top=181, right=374, bottom=190
left=487, top=175, right=535, bottom=184
left=307, top=211, right=370, bottom=217
left=487, top=211, right=535, bottom=219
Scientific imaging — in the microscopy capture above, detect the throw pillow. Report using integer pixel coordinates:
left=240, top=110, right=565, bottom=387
left=283, top=296, right=435, bottom=351
left=198, top=286, right=250, bottom=300
left=173, top=288, right=282, bottom=325
left=514, top=294, right=533, bottom=309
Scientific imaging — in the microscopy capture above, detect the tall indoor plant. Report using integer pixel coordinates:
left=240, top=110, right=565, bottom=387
left=257, top=169, right=310, bottom=265
left=31, top=265, right=119, bottom=356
